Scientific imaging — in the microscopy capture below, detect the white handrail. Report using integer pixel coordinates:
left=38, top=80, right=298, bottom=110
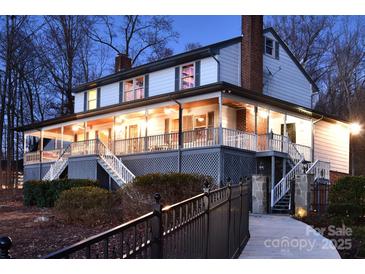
left=271, top=157, right=304, bottom=207
left=97, top=139, right=135, bottom=185
left=43, top=145, right=71, bottom=181
left=306, top=160, right=330, bottom=181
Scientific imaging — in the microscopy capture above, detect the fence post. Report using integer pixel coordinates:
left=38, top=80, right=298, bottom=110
left=238, top=178, right=243, bottom=248
left=226, top=177, right=232, bottom=258
left=0, top=236, right=12, bottom=259
left=151, top=193, right=163, bottom=259
left=203, top=180, right=210, bottom=259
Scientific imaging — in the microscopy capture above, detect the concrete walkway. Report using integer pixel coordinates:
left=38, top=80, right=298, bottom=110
left=239, top=214, right=341, bottom=259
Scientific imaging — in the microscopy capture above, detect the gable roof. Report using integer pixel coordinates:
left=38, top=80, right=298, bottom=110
left=72, top=36, right=242, bottom=93
left=263, top=27, right=319, bottom=92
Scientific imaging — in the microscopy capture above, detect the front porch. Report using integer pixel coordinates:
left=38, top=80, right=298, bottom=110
left=23, top=95, right=313, bottom=166
left=24, top=128, right=312, bottom=165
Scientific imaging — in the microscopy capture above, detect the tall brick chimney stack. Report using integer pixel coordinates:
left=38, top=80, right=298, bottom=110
left=115, top=53, right=132, bottom=73
left=241, top=15, right=263, bottom=93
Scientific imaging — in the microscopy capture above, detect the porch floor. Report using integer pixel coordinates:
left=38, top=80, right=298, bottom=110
left=239, top=214, right=340, bottom=259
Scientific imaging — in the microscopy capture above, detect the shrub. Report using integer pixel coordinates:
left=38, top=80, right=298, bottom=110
left=23, top=179, right=99, bottom=207
left=328, top=176, right=365, bottom=223
left=117, top=173, right=213, bottom=218
left=55, top=186, right=121, bottom=224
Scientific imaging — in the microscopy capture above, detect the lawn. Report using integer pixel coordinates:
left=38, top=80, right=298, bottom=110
left=0, top=189, right=119, bottom=258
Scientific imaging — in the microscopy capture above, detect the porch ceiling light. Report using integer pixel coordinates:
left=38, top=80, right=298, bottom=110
left=350, top=122, right=362, bottom=135
left=164, top=108, right=176, bottom=115
left=72, top=125, right=81, bottom=132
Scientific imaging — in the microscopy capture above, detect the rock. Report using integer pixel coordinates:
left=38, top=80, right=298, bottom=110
left=34, top=216, right=49, bottom=223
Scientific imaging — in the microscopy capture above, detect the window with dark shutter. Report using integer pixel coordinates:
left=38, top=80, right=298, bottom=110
left=175, top=66, right=180, bottom=91
left=144, top=74, right=149, bottom=98
left=275, top=41, right=279, bottom=59
left=83, top=92, right=87, bottom=112
left=96, top=88, right=101, bottom=108
left=195, top=61, right=201, bottom=87
left=119, top=81, right=123, bottom=103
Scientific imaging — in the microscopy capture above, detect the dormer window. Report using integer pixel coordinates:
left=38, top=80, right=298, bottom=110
left=87, top=89, right=97, bottom=110
left=124, top=76, right=144, bottom=102
left=181, top=63, right=195, bottom=89
left=264, top=37, right=279, bottom=59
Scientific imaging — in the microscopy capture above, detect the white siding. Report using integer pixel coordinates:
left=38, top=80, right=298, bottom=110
left=200, top=57, right=218, bottom=85
left=149, top=67, right=175, bottom=97
left=219, top=42, right=241, bottom=86
left=74, top=92, right=84, bottom=113
left=314, top=120, right=350, bottom=174
left=263, top=32, right=312, bottom=108
left=100, top=82, right=119, bottom=107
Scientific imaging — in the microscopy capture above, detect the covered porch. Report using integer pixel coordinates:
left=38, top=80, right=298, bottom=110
left=23, top=93, right=313, bottom=165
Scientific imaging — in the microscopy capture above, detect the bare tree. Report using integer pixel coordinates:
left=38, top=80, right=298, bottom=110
left=184, top=42, right=202, bottom=51
left=88, top=16, right=179, bottom=66
left=36, top=16, right=96, bottom=115
left=266, top=16, right=335, bottom=84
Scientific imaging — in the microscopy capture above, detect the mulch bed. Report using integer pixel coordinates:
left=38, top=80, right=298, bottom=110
left=0, top=189, right=119, bottom=259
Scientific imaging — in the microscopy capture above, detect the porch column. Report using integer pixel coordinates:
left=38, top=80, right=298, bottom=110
left=218, top=93, right=223, bottom=145
left=178, top=104, right=183, bottom=149
left=178, top=103, right=183, bottom=173
left=61, top=126, right=64, bottom=149
left=113, top=116, right=116, bottom=153
left=39, top=129, right=44, bottom=180
left=282, top=158, right=286, bottom=177
left=144, top=109, right=148, bottom=152
left=271, top=156, right=275, bottom=189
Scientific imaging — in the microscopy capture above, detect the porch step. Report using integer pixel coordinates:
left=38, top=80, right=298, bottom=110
left=272, top=192, right=291, bottom=214
left=97, top=159, right=124, bottom=187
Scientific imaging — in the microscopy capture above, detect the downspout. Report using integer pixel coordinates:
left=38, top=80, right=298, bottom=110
left=39, top=128, right=43, bottom=180
left=311, top=115, right=324, bottom=163
left=210, top=49, right=220, bottom=82
left=170, top=96, right=182, bottom=173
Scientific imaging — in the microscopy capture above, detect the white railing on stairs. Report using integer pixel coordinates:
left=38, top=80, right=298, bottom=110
left=306, top=160, right=330, bottom=181
left=271, top=157, right=304, bottom=208
left=43, top=145, right=71, bottom=181
left=97, top=139, right=135, bottom=185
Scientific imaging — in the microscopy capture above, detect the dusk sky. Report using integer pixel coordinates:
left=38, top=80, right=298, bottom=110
left=169, top=16, right=241, bottom=53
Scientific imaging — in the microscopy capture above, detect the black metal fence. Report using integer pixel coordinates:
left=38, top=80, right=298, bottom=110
left=310, top=180, right=330, bottom=214
left=1, top=181, right=248, bottom=259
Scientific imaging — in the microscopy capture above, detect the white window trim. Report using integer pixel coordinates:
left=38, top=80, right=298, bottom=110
left=87, top=89, right=97, bottom=110
left=124, top=75, right=145, bottom=102
left=180, top=62, right=195, bottom=90
left=264, top=37, right=276, bottom=59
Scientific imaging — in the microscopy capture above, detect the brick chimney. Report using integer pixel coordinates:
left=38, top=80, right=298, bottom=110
left=241, top=15, right=263, bottom=93
left=115, top=53, right=132, bottom=73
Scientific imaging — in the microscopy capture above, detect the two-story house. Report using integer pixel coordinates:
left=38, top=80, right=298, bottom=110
left=19, top=16, right=350, bottom=212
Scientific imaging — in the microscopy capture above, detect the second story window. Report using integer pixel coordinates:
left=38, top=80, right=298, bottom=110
left=181, top=64, right=194, bottom=89
left=88, top=89, right=97, bottom=110
left=264, top=37, right=279, bottom=59
left=124, top=76, right=144, bottom=102
left=265, top=37, right=274, bottom=56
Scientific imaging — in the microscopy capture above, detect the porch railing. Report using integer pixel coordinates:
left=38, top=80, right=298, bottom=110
left=182, top=128, right=219, bottom=149
left=43, top=181, right=249, bottom=259
left=24, top=151, right=41, bottom=165
left=306, top=160, right=330, bottom=181
left=24, top=128, right=313, bottom=163
left=70, top=139, right=98, bottom=156
left=222, top=128, right=257, bottom=151
left=294, top=143, right=312, bottom=162
left=113, top=132, right=179, bottom=155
